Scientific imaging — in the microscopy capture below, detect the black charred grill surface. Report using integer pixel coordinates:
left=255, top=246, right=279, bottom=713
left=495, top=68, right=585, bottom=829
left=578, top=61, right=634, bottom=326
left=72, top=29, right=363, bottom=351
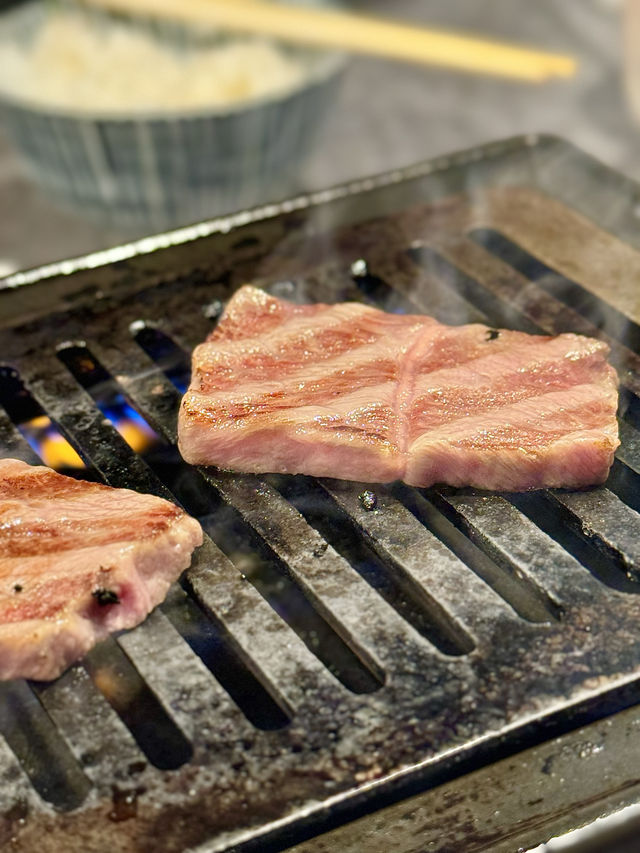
left=1, top=136, right=640, bottom=852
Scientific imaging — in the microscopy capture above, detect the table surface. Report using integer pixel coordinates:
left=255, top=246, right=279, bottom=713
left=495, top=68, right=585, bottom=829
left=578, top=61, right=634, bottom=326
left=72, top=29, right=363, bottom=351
left=0, top=0, right=637, bottom=272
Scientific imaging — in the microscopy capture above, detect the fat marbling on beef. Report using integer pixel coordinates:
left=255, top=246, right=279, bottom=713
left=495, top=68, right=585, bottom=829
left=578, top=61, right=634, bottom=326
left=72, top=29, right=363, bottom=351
left=178, top=285, right=619, bottom=491
left=0, top=458, right=202, bottom=681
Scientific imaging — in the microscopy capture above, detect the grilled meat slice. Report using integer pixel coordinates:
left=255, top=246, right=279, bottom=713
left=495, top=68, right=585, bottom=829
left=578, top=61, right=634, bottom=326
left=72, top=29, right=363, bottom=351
left=0, top=458, right=202, bottom=681
left=178, top=285, right=619, bottom=491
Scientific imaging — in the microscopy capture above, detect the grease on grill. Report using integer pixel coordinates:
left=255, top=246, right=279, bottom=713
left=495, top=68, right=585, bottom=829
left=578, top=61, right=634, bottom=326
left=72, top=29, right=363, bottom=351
left=108, top=785, right=144, bottom=823
left=350, top=258, right=368, bottom=277
left=359, top=490, right=378, bottom=511
left=0, top=799, right=28, bottom=847
left=202, top=299, right=223, bottom=320
left=269, top=280, right=297, bottom=298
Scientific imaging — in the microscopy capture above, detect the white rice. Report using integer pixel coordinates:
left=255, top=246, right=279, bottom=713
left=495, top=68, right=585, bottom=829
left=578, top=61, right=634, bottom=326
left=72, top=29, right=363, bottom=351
left=0, top=10, right=308, bottom=113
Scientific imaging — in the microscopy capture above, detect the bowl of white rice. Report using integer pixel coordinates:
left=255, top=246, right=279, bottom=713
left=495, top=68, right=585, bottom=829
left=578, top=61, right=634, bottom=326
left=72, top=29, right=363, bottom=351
left=0, top=0, right=344, bottom=229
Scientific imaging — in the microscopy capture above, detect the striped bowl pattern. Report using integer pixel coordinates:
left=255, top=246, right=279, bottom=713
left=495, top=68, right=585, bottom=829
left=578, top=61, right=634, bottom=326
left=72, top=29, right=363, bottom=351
left=0, top=1, right=344, bottom=230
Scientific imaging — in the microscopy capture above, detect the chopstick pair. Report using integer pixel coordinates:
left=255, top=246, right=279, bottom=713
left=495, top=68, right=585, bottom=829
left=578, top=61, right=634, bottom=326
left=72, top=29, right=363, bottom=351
left=79, top=0, right=577, bottom=83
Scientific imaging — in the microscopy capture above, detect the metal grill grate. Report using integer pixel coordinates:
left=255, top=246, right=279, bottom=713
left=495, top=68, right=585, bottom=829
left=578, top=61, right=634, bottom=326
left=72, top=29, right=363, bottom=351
left=2, top=136, right=640, bottom=852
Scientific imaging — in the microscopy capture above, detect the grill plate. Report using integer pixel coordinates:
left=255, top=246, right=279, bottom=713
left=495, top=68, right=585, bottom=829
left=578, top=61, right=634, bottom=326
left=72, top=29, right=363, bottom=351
left=1, top=135, right=640, bottom=852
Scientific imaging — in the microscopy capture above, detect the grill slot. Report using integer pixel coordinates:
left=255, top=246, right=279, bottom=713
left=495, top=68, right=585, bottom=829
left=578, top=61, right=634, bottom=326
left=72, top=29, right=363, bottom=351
left=427, top=235, right=640, bottom=398
left=0, top=681, right=91, bottom=810
left=14, top=354, right=167, bottom=490
left=269, top=474, right=474, bottom=656
left=56, top=345, right=164, bottom=459
left=201, top=472, right=404, bottom=672
left=512, top=492, right=640, bottom=594
left=600, top=458, right=640, bottom=514
left=319, top=480, right=525, bottom=647
left=159, top=586, right=291, bottom=730
left=180, top=538, right=351, bottom=714
left=395, top=485, right=560, bottom=623
left=201, top=490, right=384, bottom=694
left=406, top=247, right=542, bottom=334
left=427, top=491, right=602, bottom=607
left=617, top=418, right=640, bottom=476
left=82, top=638, right=193, bottom=771
left=469, top=228, right=640, bottom=352
left=622, top=388, right=640, bottom=427
left=56, top=344, right=217, bottom=519
left=361, top=253, right=487, bottom=326
left=0, top=407, right=41, bottom=466
left=130, top=324, right=191, bottom=393
left=114, top=605, right=269, bottom=748
left=545, top=490, right=640, bottom=582
left=351, top=266, right=420, bottom=315
left=33, top=664, right=147, bottom=789
left=3, top=138, right=640, bottom=852
left=0, top=366, right=86, bottom=474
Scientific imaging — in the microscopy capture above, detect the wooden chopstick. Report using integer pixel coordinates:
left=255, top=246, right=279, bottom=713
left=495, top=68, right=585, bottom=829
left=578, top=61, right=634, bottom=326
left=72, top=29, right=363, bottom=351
left=80, top=0, right=577, bottom=83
